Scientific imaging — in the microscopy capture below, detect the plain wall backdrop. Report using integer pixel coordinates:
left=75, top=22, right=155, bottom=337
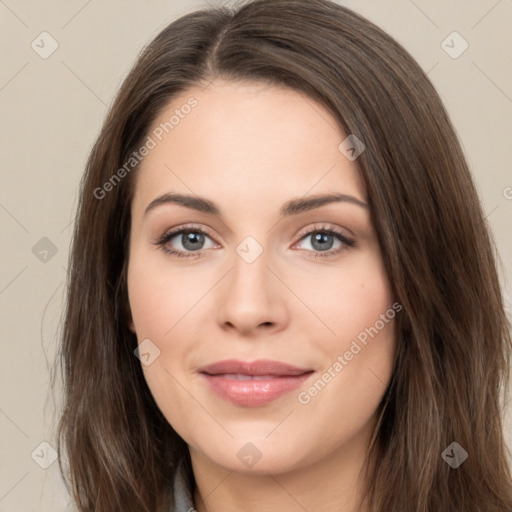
left=0, top=0, right=511, bottom=510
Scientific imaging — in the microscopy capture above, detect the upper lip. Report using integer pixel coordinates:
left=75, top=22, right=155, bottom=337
left=198, top=359, right=313, bottom=377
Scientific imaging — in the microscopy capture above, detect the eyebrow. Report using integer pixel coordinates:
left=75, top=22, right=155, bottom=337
left=143, top=192, right=369, bottom=218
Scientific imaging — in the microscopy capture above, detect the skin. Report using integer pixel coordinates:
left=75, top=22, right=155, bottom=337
left=127, top=79, right=398, bottom=512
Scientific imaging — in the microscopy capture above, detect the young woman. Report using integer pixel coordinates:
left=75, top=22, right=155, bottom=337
left=55, top=0, right=512, bottom=510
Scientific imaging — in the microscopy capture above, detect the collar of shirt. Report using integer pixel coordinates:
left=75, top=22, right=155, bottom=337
left=173, top=455, right=196, bottom=512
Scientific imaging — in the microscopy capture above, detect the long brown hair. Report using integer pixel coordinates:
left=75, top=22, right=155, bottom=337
left=53, top=0, right=512, bottom=510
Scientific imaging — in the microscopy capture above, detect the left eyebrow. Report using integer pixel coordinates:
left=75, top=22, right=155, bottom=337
left=143, top=192, right=369, bottom=218
left=280, top=193, right=369, bottom=215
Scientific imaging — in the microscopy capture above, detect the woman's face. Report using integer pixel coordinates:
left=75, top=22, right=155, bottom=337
left=127, top=79, right=398, bottom=474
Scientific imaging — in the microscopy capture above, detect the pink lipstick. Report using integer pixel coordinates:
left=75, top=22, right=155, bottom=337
left=198, top=359, right=314, bottom=407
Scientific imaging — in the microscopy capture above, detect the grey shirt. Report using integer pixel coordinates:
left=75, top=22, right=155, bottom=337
left=173, top=456, right=196, bottom=512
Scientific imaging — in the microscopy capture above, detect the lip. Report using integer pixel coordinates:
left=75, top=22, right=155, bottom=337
left=198, top=359, right=312, bottom=376
left=198, top=359, right=315, bottom=407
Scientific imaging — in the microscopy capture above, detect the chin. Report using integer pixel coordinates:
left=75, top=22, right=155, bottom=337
left=194, top=438, right=313, bottom=476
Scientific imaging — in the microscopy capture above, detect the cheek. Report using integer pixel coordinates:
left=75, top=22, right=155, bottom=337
left=307, top=250, right=394, bottom=352
left=127, top=247, right=201, bottom=338
left=296, top=272, right=397, bottom=451
left=127, top=254, right=197, bottom=435
left=303, top=249, right=397, bottom=407
left=128, top=279, right=168, bottom=339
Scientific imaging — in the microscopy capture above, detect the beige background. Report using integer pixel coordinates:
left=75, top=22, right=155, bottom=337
left=0, top=0, right=511, bottom=510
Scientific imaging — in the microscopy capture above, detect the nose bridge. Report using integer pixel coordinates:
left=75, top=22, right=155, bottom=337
left=230, top=235, right=272, bottom=301
left=215, top=233, right=285, bottom=332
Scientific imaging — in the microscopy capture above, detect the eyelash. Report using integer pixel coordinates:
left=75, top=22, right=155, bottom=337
left=154, top=223, right=355, bottom=260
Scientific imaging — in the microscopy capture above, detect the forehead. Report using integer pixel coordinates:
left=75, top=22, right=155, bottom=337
left=132, top=79, right=366, bottom=215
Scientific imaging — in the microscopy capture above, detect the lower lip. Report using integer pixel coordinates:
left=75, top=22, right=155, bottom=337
left=200, top=372, right=314, bottom=407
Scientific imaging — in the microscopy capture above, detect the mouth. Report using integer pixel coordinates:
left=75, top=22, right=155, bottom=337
left=197, top=358, right=313, bottom=377
left=198, top=359, right=315, bottom=407
left=211, top=373, right=299, bottom=380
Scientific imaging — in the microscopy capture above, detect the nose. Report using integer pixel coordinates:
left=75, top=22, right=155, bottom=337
left=216, top=247, right=289, bottom=337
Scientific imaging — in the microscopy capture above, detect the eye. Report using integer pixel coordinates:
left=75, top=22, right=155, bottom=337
left=154, top=224, right=216, bottom=259
left=293, top=223, right=355, bottom=259
left=154, top=223, right=355, bottom=259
